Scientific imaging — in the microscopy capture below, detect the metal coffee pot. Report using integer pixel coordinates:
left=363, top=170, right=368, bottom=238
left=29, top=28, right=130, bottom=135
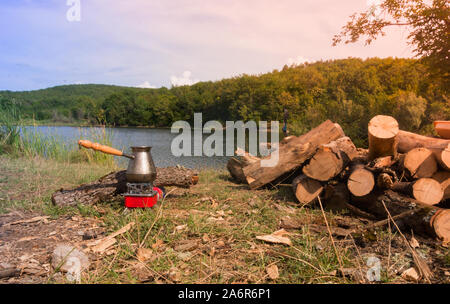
left=78, top=140, right=157, bottom=184
left=125, top=146, right=157, bottom=183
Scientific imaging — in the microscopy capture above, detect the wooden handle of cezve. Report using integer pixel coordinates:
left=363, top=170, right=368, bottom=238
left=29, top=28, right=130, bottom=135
left=78, top=140, right=134, bottom=159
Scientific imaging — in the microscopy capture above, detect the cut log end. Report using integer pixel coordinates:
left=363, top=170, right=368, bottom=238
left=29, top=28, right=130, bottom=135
left=292, top=175, right=323, bottom=205
left=303, top=136, right=357, bottom=182
left=436, top=144, right=450, bottom=171
left=412, top=178, right=444, bottom=206
left=368, top=115, right=399, bottom=160
left=404, top=148, right=438, bottom=179
left=432, top=171, right=450, bottom=200
left=368, top=115, right=399, bottom=139
left=347, top=167, right=375, bottom=197
left=431, top=209, right=450, bottom=243
left=303, top=150, right=342, bottom=182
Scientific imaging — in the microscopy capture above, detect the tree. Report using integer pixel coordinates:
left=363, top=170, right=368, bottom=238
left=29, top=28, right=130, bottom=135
left=333, top=0, right=449, bottom=89
left=391, top=90, right=427, bottom=130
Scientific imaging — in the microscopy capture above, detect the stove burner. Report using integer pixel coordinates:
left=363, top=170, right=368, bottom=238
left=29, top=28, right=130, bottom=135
left=123, top=183, right=164, bottom=208
left=125, top=182, right=157, bottom=197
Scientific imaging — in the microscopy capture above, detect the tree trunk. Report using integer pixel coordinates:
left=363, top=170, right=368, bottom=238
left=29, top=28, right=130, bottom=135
left=397, top=130, right=450, bottom=153
left=51, top=167, right=199, bottom=206
left=391, top=178, right=444, bottom=206
left=368, top=115, right=399, bottom=160
left=227, top=157, right=247, bottom=184
left=370, top=156, right=394, bottom=168
left=377, top=173, right=394, bottom=190
left=403, top=148, right=438, bottom=178
left=292, top=175, right=323, bottom=205
left=243, top=120, right=345, bottom=189
left=322, top=183, right=351, bottom=212
left=350, top=190, right=450, bottom=244
left=303, top=137, right=357, bottom=181
left=227, top=149, right=260, bottom=184
left=347, top=164, right=375, bottom=197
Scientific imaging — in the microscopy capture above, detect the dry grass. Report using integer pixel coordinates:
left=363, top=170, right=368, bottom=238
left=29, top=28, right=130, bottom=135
left=0, top=156, right=449, bottom=284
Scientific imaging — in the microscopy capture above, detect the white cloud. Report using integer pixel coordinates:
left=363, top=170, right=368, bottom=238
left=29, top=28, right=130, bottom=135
left=170, top=71, right=199, bottom=87
left=136, top=81, right=156, bottom=88
left=287, top=56, right=309, bottom=66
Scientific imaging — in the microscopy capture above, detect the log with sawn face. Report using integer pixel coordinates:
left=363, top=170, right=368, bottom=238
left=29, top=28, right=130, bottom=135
left=242, top=120, right=345, bottom=189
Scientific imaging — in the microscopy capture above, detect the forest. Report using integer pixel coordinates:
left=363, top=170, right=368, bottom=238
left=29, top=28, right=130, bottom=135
left=0, top=57, right=449, bottom=147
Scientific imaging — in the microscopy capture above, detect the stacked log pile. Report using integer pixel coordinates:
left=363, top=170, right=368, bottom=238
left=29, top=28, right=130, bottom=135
left=227, top=115, right=450, bottom=245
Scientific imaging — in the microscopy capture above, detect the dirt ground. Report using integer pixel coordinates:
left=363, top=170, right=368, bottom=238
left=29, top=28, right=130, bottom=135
left=0, top=211, right=105, bottom=283
left=0, top=157, right=449, bottom=284
left=1, top=192, right=449, bottom=284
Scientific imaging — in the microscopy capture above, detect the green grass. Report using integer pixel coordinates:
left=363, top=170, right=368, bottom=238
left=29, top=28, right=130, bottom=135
left=0, top=156, right=114, bottom=214
left=1, top=103, right=116, bottom=166
left=1, top=156, right=448, bottom=284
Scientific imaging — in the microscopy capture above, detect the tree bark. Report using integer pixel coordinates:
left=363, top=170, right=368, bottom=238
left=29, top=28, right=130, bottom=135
left=243, top=120, right=345, bottom=189
left=391, top=178, right=443, bottom=206
left=292, top=175, right=323, bottom=205
left=368, top=115, right=399, bottom=160
left=227, top=157, right=247, bottom=184
left=227, top=149, right=260, bottom=184
left=377, top=173, right=394, bottom=190
left=51, top=167, right=199, bottom=206
left=350, top=190, right=450, bottom=243
left=397, top=130, right=450, bottom=153
left=303, top=136, right=357, bottom=181
left=403, top=148, right=438, bottom=178
left=370, top=156, right=394, bottom=168
left=322, top=183, right=351, bottom=212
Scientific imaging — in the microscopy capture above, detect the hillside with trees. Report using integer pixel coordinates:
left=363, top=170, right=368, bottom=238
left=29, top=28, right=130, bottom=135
left=0, top=57, right=448, bottom=147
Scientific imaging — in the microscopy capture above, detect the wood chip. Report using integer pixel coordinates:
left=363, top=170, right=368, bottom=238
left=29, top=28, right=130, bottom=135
left=401, top=267, right=420, bottom=282
left=136, top=248, right=154, bottom=262
left=91, top=237, right=116, bottom=253
left=105, top=222, right=135, bottom=240
left=279, top=216, right=303, bottom=229
left=266, top=264, right=279, bottom=280
left=18, top=236, right=39, bottom=242
left=256, top=229, right=292, bottom=246
left=410, top=237, right=420, bottom=249
left=87, top=222, right=135, bottom=253
left=3, top=216, right=50, bottom=227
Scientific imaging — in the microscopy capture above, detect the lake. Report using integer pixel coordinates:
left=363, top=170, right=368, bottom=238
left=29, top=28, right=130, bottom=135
left=23, top=126, right=231, bottom=169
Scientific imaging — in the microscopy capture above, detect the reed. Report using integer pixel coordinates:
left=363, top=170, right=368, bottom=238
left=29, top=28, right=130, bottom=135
left=74, top=126, right=116, bottom=166
left=0, top=104, right=116, bottom=167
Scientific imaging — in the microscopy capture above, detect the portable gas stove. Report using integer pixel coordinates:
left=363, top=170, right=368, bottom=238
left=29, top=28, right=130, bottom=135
left=78, top=142, right=163, bottom=208
left=124, top=182, right=165, bottom=208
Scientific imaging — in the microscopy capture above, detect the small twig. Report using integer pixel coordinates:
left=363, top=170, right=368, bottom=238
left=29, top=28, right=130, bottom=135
left=362, top=210, right=416, bottom=231
left=317, top=196, right=345, bottom=278
left=387, top=217, right=392, bottom=271
left=137, top=260, right=173, bottom=283
left=348, top=234, right=367, bottom=283
left=268, top=250, right=322, bottom=273
left=139, top=188, right=175, bottom=248
left=380, top=200, right=432, bottom=283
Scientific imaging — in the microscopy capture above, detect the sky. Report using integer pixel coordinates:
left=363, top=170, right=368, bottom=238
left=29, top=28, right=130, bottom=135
left=0, top=0, right=414, bottom=91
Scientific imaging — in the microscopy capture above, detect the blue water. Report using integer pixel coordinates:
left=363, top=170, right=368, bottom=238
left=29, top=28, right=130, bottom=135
left=23, top=126, right=230, bottom=169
